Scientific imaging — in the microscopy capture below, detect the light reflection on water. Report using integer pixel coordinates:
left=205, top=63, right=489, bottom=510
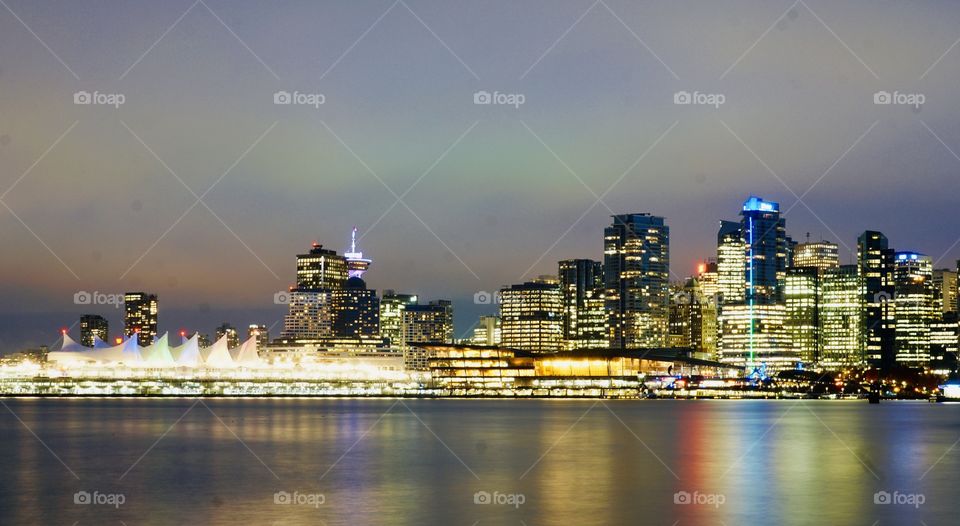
left=0, top=399, right=957, bottom=525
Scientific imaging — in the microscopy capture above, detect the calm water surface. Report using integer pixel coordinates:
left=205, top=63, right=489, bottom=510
left=0, top=398, right=958, bottom=525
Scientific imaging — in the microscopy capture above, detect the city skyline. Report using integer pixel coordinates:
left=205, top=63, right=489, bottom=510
left=3, top=1, right=960, bottom=352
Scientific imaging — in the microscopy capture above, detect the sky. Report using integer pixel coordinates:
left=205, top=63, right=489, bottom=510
left=1, top=0, right=960, bottom=350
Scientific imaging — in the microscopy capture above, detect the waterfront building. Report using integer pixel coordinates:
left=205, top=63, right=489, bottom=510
left=668, top=282, right=693, bottom=348
left=820, top=265, right=863, bottom=369
left=604, top=214, right=670, bottom=348
left=930, top=313, right=959, bottom=365
left=380, top=291, right=418, bottom=346
left=933, top=269, right=958, bottom=315
left=215, top=323, right=240, bottom=349
left=499, top=279, right=563, bottom=352
left=858, top=231, right=896, bottom=370
left=894, top=252, right=935, bottom=366
left=558, top=259, right=605, bottom=350
left=403, top=300, right=454, bottom=344
left=717, top=222, right=746, bottom=305
left=79, top=314, right=109, bottom=348
left=718, top=303, right=794, bottom=371
left=282, top=290, right=334, bottom=339
left=123, top=292, right=157, bottom=347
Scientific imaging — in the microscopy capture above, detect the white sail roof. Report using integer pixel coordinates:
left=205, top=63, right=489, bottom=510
left=92, top=335, right=110, bottom=349
left=171, top=334, right=201, bottom=367
left=229, top=336, right=262, bottom=366
left=141, top=333, right=175, bottom=367
left=49, top=333, right=141, bottom=365
left=202, top=334, right=235, bottom=368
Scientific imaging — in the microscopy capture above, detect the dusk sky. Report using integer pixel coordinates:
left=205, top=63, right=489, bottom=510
left=2, top=0, right=960, bottom=349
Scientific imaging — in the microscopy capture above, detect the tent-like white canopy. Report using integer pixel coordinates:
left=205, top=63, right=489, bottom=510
left=48, top=332, right=262, bottom=369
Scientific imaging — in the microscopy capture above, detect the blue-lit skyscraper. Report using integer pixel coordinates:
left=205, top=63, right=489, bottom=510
left=741, top=196, right=788, bottom=304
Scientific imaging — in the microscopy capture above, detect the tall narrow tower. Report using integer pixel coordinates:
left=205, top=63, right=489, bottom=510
left=344, top=227, right=372, bottom=279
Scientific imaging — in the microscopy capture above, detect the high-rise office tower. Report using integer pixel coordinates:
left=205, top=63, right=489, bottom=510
left=331, top=277, right=380, bottom=340
left=932, top=269, right=958, bottom=315
left=123, top=292, right=158, bottom=346
left=604, top=214, right=670, bottom=349
left=380, top=291, right=418, bottom=346
left=296, top=242, right=348, bottom=291
left=79, top=314, right=109, bottom=347
left=717, top=222, right=746, bottom=305
left=894, top=252, right=935, bottom=366
left=792, top=240, right=840, bottom=271
left=858, top=231, right=896, bottom=370
left=499, top=279, right=563, bottom=352
left=785, top=267, right=820, bottom=365
left=820, top=265, right=863, bottom=369
left=718, top=197, right=796, bottom=372
left=403, top=300, right=454, bottom=344
left=248, top=324, right=270, bottom=348
left=668, top=282, right=693, bottom=348
left=215, top=322, right=240, bottom=349
left=558, top=259, right=604, bottom=350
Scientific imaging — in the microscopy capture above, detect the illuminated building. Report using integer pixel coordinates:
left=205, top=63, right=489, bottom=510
left=248, top=324, right=269, bottom=348
left=577, top=289, right=608, bottom=349
left=468, top=315, right=501, bottom=346
left=79, top=314, right=108, bottom=347
left=858, top=231, right=896, bottom=370
left=717, top=197, right=796, bottom=372
left=820, top=265, right=863, bottom=369
left=380, top=291, right=418, bottom=346
left=930, top=313, right=959, bottom=366
left=694, top=262, right=719, bottom=360
left=331, top=277, right=381, bottom=340
left=344, top=227, right=372, bottom=279
left=215, top=322, right=240, bottom=349
left=558, top=259, right=605, bottom=350
left=282, top=290, right=333, bottom=339
left=403, top=300, right=453, bottom=344
left=717, top=222, right=745, bottom=305
left=894, top=252, right=934, bottom=365
left=785, top=267, right=820, bottom=365
left=933, top=269, right=958, bottom=315
left=698, top=260, right=719, bottom=300
left=296, top=242, right=348, bottom=291
left=123, top=292, right=157, bottom=347
left=792, top=240, right=839, bottom=271
left=499, top=279, right=563, bottom=352
left=668, top=282, right=693, bottom=348
left=604, top=214, right=670, bottom=348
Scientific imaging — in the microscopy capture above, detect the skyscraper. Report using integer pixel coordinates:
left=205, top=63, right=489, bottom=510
left=792, top=240, right=840, bottom=271
left=499, top=279, right=563, bottom=352
left=403, top=300, right=454, bottom=344
left=79, top=314, right=108, bottom=347
left=894, top=252, right=935, bottom=366
left=716, top=222, right=745, bottom=305
left=558, top=259, right=605, bottom=350
left=296, top=242, right=348, bottom=291
left=604, top=214, right=670, bottom=349
left=933, top=269, right=959, bottom=315
left=283, top=240, right=350, bottom=341
left=123, top=292, right=157, bottom=346
left=331, top=277, right=380, bottom=340
left=858, top=231, right=896, bottom=370
left=718, top=197, right=796, bottom=372
left=380, top=291, right=418, bottom=346
left=785, top=267, right=820, bottom=365
left=820, top=265, right=863, bottom=369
